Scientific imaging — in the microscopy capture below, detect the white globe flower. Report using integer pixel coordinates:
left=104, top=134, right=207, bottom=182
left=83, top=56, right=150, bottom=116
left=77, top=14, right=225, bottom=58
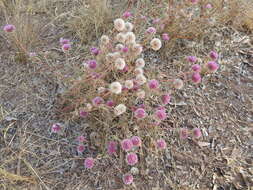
left=125, top=80, right=134, bottom=89
left=109, top=81, right=122, bottom=94
left=114, top=104, right=127, bottom=116
left=135, top=58, right=145, bottom=68
left=115, top=58, right=126, bottom=70
left=114, top=18, right=125, bottom=32
left=150, top=38, right=162, bottom=51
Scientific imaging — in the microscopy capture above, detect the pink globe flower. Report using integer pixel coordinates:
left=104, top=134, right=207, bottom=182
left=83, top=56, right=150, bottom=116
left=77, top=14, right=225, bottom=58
left=3, top=24, right=16, bottom=32
left=152, top=18, right=160, bottom=24
left=90, top=47, right=100, bottom=56
left=77, top=144, right=85, bottom=153
left=77, top=135, right=86, bottom=143
left=134, top=108, right=146, bottom=119
left=126, top=153, right=138, bottom=165
left=122, top=173, right=133, bottom=185
left=51, top=123, right=61, bottom=133
left=191, top=64, right=201, bottom=72
left=91, top=72, right=101, bottom=79
left=207, top=61, right=219, bottom=72
left=60, top=38, right=70, bottom=45
left=209, top=51, right=218, bottom=60
left=156, top=139, right=167, bottom=149
left=180, top=128, right=189, bottom=139
left=155, top=109, right=167, bottom=120
left=191, top=72, right=201, bottom=84
left=84, top=157, right=94, bottom=169
left=131, top=136, right=142, bottom=147
left=187, top=56, right=197, bottom=63
left=87, top=60, right=97, bottom=69
left=192, top=128, right=202, bottom=139
left=162, top=33, right=170, bottom=41
left=62, top=43, right=71, bottom=51
left=107, top=141, right=117, bottom=155
left=92, top=96, right=104, bottom=106
left=121, top=139, right=133, bottom=151
left=148, top=79, right=159, bottom=89
left=79, top=110, right=88, bottom=118
left=123, top=11, right=132, bottom=19
left=205, top=3, right=213, bottom=9
left=122, top=46, right=129, bottom=53
left=161, top=94, right=171, bottom=105
left=106, top=100, right=114, bottom=107
left=146, top=27, right=156, bottom=34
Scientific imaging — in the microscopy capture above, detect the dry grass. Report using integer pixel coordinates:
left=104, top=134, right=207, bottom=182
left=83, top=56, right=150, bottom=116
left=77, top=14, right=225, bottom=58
left=0, top=0, right=253, bottom=189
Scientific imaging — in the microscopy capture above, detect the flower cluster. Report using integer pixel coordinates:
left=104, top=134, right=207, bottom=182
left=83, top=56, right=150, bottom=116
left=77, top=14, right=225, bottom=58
left=57, top=15, right=219, bottom=186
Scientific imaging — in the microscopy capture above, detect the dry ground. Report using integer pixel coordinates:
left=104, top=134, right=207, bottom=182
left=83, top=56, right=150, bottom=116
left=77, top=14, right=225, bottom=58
left=0, top=1, right=253, bottom=190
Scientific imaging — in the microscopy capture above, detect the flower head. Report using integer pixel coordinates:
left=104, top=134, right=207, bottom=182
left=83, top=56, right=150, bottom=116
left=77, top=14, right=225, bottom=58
left=3, top=24, right=16, bottom=32
left=131, top=136, right=142, bottom=147
left=155, top=109, right=167, bottom=120
left=125, top=32, right=136, bottom=44
left=100, top=35, right=110, bottom=45
left=92, top=96, right=104, bottom=106
left=77, top=135, right=86, bottom=143
left=134, top=108, right=146, bottom=119
left=116, top=43, right=124, bottom=51
left=51, top=123, right=61, bottom=133
left=110, top=81, right=122, bottom=94
left=125, top=22, right=134, bottom=32
left=161, top=94, right=171, bottom=105
left=192, top=128, right=202, bottom=139
left=115, top=33, right=126, bottom=43
left=60, top=38, right=70, bottom=45
left=162, top=33, right=170, bottom=41
left=136, top=74, right=147, bottom=85
left=150, top=38, right=162, bottom=51
left=126, top=153, right=138, bottom=165
left=187, top=56, right=197, bottom=63
left=135, top=58, right=145, bottom=68
left=114, top=104, right=127, bottom=116
left=209, top=50, right=218, bottom=60
left=87, top=60, right=97, bottom=69
left=90, top=47, right=100, bottom=56
left=121, top=139, right=133, bottom=151
left=62, top=44, right=71, bottom=51
left=156, top=139, right=167, bottom=149
left=191, top=72, right=201, bottom=83
left=123, top=11, right=132, bottom=19
left=148, top=79, right=159, bottom=89
left=125, top=80, right=134, bottom=89
left=77, top=144, right=85, bottom=153
left=122, top=173, right=133, bottom=185
left=132, top=43, right=143, bottom=55
left=146, top=27, right=156, bottom=34
left=192, top=64, right=201, bottom=72
left=106, top=100, right=114, bottom=107
left=173, top=79, right=184, bottom=89
left=84, top=157, right=94, bottom=169
left=205, top=3, right=213, bottom=9
left=115, top=58, right=126, bottom=70
left=79, top=110, right=88, bottom=118
left=107, top=141, right=117, bottom=155
left=134, top=68, right=143, bottom=75
left=114, top=18, right=125, bottom=32
left=206, top=61, right=219, bottom=72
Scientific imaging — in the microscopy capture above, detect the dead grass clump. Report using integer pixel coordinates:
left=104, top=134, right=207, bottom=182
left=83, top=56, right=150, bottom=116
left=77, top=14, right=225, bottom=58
left=1, top=0, right=41, bottom=63
left=66, top=0, right=115, bottom=43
